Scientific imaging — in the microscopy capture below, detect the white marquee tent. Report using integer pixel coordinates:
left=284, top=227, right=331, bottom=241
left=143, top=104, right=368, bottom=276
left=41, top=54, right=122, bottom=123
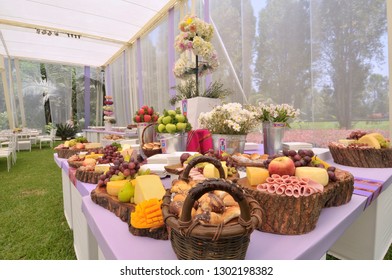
left=0, top=0, right=176, bottom=66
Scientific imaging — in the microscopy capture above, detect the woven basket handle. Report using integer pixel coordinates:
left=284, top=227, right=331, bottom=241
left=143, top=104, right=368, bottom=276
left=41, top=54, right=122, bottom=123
left=179, top=179, right=251, bottom=224
left=179, top=156, right=225, bottom=182
left=141, top=123, right=155, bottom=146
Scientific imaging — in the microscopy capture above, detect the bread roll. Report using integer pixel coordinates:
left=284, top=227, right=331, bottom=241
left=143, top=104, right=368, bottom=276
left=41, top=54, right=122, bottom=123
left=223, top=195, right=238, bottom=207
left=222, top=206, right=240, bottom=224
left=169, top=200, right=183, bottom=217
left=171, top=179, right=191, bottom=193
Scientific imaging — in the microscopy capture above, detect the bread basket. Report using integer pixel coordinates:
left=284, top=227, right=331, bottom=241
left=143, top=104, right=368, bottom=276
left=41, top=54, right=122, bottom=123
left=141, top=123, right=161, bottom=157
left=161, top=156, right=263, bottom=260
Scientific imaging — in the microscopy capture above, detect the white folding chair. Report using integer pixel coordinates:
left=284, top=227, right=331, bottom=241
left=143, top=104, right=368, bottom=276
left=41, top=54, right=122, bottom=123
left=0, top=149, right=12, bottom=171
left=39, top=128, right=57, bottom=149
left=0, top=134, right=17, bottom=165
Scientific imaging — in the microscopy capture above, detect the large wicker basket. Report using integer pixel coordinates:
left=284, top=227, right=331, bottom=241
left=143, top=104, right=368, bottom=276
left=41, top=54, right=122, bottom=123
left=141, top=123, right=161, bottom=157
left=161, top=156, right=263, bottom=260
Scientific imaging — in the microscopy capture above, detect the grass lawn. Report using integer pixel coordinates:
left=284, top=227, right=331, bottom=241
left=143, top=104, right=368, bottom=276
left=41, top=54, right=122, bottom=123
left=0, top=141, right=76, bottom=260
left=0, top=140, right=391, bottom=260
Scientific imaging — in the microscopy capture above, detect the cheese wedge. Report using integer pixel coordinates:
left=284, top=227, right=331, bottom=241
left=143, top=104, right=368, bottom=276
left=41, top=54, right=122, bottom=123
left=94, top=164, right=111, bottom=174
left=134, top=175, right=166, bottom=205
left=203, top=163, right=228, bottom=178
left=295, top=167, right=329, bottom=186
left=106, top=180, right=129, bottom=197
left=246, top=167, right=269, bottom=186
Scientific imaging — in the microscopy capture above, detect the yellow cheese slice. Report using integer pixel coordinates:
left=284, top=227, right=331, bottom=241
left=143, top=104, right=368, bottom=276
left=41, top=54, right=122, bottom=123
left=134, top=175, right=166, bottom=205
left=295, top=167, right=329, bottom=186
left=94, top=164, right=111, bottom=174
left=246, top=167, right=269, bottom=186
left=203, top=163, right=227, bottom=178
left=106, top=180, right=129, bottom=197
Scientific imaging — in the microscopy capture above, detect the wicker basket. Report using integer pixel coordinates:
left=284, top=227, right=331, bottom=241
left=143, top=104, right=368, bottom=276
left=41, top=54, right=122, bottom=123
left=67, top=160, right=84, bottom=169
left=162, top=156, right=263, bottom=260
left=141, top=123, right=161, bottom=157
left=328, top=143, right=392, bottom=168
left=57, top=148, right=86, bottom=159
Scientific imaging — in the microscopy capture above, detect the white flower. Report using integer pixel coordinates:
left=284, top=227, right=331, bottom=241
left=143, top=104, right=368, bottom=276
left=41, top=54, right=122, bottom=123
left=198, top=102, right=258, bottom=135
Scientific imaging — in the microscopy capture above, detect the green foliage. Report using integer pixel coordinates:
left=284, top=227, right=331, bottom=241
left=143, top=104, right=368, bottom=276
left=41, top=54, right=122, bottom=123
left=169, top=80, right=231, bottom=106
left=0, top=112, right=9, bottom=130
left=55, top=123, right=78, bottom=140
left=45, top=122, right=56, bottom=134
left=0, top=142, right=76, bottom=259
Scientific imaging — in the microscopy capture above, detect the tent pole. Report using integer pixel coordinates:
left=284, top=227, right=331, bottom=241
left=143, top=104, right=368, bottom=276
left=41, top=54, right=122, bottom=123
left=14, top=59, right=26, bottom=127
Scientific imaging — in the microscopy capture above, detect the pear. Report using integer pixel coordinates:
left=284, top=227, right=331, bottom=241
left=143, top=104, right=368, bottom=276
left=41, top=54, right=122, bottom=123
left=118, top=181, right=135, bottom=203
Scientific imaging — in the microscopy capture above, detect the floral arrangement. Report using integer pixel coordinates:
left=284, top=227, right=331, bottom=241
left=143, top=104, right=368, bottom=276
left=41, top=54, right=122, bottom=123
left=198, top=103, right=258, bottom=135
left=173, top=14, right=219, bottom=79
left=133, top=105, right=159, bottom=123
left=103, top=96, right=116, bottom=124
left=252, top=103, right=300, bottom=127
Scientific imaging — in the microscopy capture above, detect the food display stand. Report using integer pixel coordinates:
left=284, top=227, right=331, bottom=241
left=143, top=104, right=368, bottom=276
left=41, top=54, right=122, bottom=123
left=54, top=146, right=392, bottom=260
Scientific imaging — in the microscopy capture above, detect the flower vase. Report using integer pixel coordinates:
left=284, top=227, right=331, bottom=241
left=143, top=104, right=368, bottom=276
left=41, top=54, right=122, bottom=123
left=211, top=134, right=246, bottom=154
left=262, top=122, right=286, bottom=155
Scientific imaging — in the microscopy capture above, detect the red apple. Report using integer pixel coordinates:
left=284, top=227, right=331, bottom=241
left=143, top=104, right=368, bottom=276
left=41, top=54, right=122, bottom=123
left=268, top=156, right=296, bottom=176
left=138, top=108, right=145, bottom=115
left=134, top=115, right=141, bottom=122
left=142, top=105, right=149, bottom=110
left=147, top=107, right=154, bottom=115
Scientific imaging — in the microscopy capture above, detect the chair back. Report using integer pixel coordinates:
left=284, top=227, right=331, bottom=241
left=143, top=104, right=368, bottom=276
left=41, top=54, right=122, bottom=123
left=50, top=128, right=57, bottom=139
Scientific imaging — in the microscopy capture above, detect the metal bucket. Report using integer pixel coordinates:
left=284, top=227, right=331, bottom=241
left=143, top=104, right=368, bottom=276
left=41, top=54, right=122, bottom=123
left=137, top=122, right=156, bottom=145
left=262, top=122, right=286, bottom=155
left=211, top=134, right=246, bottom=154
left=157, top=133, right=188, bottom=154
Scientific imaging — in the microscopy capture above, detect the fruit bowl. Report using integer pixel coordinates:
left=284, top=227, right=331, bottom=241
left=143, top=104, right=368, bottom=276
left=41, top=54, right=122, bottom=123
left=328, top=132, right=392, bottom=168
left=328, top=142, right=392, bottom=168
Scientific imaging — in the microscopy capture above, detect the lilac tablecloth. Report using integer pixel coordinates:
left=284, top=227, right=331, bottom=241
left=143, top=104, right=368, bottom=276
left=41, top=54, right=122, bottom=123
left=53, top=153, right=67, bottom=169
left=81, top=194, right=366, bottom=260
left=66, top=146, right=392, bottom=259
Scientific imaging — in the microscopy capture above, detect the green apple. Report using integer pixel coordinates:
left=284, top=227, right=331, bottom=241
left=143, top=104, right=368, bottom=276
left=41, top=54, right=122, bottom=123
left=157, top=123, right=166, bottom=133
left=175, top=114, right=185, bottom=123
left=162, top=116, right=172, bottom=125
left=157, top=116, right=163, bottom=124
left=118, top=181, right=134, bottom=203
left=167, top=110, right=176, bottom=116
left=165, top=123, right=177, bottom=133
left=176, top=122, right=187, bottom=131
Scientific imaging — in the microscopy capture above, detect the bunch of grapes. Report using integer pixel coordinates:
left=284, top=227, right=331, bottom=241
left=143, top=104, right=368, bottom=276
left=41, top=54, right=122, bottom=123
left=203, top=149, right=237, bottom=168
left=96, top=145, right=124, bottom=164
left=347, top=130, right=367, bottom=140
left=97, top=157, right=141, bottom=188
left=282, top=149, right=315, bottom=168
left=326, top=166, right=337, bottom=182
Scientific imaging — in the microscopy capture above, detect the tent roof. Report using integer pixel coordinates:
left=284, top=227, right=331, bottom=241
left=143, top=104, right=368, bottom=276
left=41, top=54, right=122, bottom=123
left=0, top=0, right=175, bottom=67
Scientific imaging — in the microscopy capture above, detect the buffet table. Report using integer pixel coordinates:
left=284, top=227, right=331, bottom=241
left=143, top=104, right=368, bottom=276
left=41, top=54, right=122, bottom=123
left=325, top=152, right=392, bottom=260
left=81, top=182, right=367, bottom=260
left=54, top=147, right=392, bottom=260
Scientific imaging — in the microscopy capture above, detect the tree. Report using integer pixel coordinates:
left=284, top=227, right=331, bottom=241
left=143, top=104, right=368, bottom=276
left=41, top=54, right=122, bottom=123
left=362, top=74, right=389, bottom=117
left=254, top=0, right=311, bottom=109
left=314, top=0, right=387, bottom=128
